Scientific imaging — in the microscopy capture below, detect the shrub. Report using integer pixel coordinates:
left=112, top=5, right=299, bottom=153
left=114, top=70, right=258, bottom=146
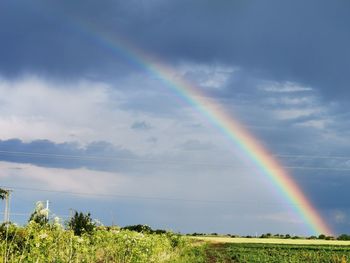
left=338, top=234, right=350, bottom=240
left=28, top=201, right=49, bottom=226
left=121, top=224, right=153, bottom=233
left=67, top=211, right=95, bottom=236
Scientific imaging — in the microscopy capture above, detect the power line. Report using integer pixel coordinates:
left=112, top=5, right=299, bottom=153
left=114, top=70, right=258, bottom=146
left=0, top=149, right=350, bottom=171
left=283, top=166, right=350, bottom=171
left=2, top=150, right=350, bottom=161
left=275, top=154, right=350, bottom=160
left=0, top=185, right=302, bottom=207
left=0, top=212, right=70, bottom=218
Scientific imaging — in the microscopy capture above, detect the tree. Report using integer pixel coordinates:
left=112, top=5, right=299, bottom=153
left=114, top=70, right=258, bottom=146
left=28, top=201, right=49, bottom=226
left=67, top=211, right=95, bottom=236
left=0, top=188, right=7, bottom=200
left=121, top=224, right=153, bottom=233
left=337, top=234, right=350, bottom=240
left=318, top=234, right=326, bottom=240
left=1, top=189, right=9, bottom=223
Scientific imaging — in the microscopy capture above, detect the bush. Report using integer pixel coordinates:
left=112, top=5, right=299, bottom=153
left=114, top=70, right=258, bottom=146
left=67, top=211, right=95, bottom=236
left=121, top=224, right=153, bottom=233
left=0, top=224, right=196, bottom=262
left=260, top=233, right=272, bottom=238
left=121, top=224, right=169, bottom=235
left=28, top=201, right=49, bottom=226
left=338, top=234, right=350, bottom=240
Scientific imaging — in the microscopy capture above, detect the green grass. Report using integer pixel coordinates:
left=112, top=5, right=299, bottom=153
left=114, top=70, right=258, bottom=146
left=204, top=243, right=350, bottom=263
left=192, top=236, right=350, bottom=245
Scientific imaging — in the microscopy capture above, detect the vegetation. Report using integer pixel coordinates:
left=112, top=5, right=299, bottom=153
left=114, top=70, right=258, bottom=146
left=0, top=222, right=205, bottom=262
left=3, top=202, right=350, bottom=262
left=205, top=243, right=350, bottom=263
left=192, top=236, right=350, bottom=246
left=28, top=201, right=49, bottom=226
left=0, top=203, right=204, bottom=262
left=121, top=224, right=167, bottom=234
left=0, top=189, right=7, bottom=200
left=67, top=211, right=96, bottom=236
left=338, top=234, right=350, bottom=241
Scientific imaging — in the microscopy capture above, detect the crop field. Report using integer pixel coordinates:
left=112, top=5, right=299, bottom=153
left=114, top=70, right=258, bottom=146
left=193, top=236, right=350, bottom=262
left=193, top=236, right=350, bottom=246
left=204, top=243, right=350, bottom=263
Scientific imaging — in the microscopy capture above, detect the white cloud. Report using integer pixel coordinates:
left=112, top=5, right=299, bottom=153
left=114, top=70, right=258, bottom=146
left=257, top=81, right=334, bottom=130
left=177, top=63, right=236, bottom=89
left=273, top=108, right=322, bottom=120
left=0, top=161, right=129, bottom=195
left=260, top=81, right=312, bottom=93
left=0, top=76, right=113, bottom=143
left=295, top=119, right=329, bottom=129
left=0, top=75, right=223, bottom=155
left=264, top=96, right=315, bottom=106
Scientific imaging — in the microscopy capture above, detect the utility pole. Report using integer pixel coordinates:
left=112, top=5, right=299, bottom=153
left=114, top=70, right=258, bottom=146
left=3, top=190, right=12, bottom=224
left=46, top=200, right=50, bottom=221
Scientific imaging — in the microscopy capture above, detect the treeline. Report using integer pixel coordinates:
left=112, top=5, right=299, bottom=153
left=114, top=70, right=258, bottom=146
left=188, top=232, right=350, bottom=241
left=121, top=224, right=169, bottom=234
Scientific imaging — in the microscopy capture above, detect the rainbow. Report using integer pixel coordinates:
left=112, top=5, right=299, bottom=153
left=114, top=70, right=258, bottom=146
left=71, top=20, right=333, bottom=235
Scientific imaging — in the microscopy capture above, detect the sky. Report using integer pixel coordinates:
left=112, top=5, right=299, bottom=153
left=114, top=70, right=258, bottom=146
left=1, top=0, right=350, bottom=236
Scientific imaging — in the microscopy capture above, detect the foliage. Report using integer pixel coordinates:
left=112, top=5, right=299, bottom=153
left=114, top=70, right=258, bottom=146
left=28, top=201, right=49, bottom=226
left=260, top=233, right=272, bottom=238
left=121, top=224, right=153, bottom=233
left=67, top=211, right=95, bottom=236
left=338, top=234, right=350, bottom=241
left=0, top=188, right=8, bottom=200
left=121, top=224, right=167, bottom=235
left=0, top=222, right=201, bottom=262
left=205, top=243, right=350, bottom=263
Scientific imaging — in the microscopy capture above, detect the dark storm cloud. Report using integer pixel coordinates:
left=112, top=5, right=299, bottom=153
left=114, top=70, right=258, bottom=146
left=0, top=138, right=136, bottom=172
left=0, top=0, right=135, bottom=79
left=1, top=0, right=350, bottom=99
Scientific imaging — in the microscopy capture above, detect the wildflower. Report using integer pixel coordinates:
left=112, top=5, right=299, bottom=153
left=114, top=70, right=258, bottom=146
left=53, top=216, right=60, bottom=225
left=39, top=208, right=49, bottom=217
left=35, top=201, right=44, bottom=210
left=39, top=232, right=48, bottom=239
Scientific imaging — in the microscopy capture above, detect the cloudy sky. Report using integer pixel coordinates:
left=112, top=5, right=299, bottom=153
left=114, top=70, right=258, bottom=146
left=1, top=0, right=350, bottom=236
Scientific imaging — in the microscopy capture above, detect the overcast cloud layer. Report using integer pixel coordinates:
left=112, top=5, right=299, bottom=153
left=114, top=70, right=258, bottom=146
left=1, top=0, right=350, bottom=235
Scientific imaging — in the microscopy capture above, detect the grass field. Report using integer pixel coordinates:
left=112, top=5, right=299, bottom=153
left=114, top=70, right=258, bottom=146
left=192, top=236, right=350, bottom=246
left=204, top=243, right=350, bottom=263
left=191, top=236, right=350, bottom=262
